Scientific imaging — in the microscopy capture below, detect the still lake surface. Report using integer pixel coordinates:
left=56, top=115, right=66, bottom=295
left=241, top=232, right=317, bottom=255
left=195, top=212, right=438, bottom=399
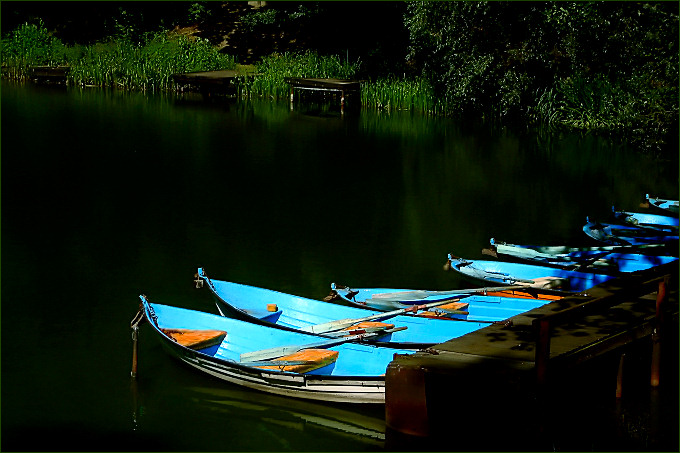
left=2, top=80, right=678, bottom=451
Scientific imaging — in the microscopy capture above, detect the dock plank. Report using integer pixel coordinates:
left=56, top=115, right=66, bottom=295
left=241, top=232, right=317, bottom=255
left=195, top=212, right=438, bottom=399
left=386, top=265, right=678, bottom=439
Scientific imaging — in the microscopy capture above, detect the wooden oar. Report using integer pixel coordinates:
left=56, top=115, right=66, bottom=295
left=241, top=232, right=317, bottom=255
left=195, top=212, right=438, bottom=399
left=364, top=284, right=529, bottom=303
left=240, top=329, right=396, bottom=363
left=320, top=325, right=409, bottom=338
left=300, top=290, right=498, bottom=335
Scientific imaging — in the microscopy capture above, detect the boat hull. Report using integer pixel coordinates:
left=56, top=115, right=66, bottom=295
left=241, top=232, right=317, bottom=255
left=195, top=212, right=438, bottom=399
left=165, top=341, right=386, bottom=404
left=487, top=239, right=678, bottom=272
left=329, top=285, right=554, bottom=319
left=645, top=195, right=679, bottom=215
left=446, top=256, right=614, bottom=292
left=583, top=220, right=679, bottom=246
left=197, top=268, right=492, bottom=348
left=140, top=297, right=412, bottom=404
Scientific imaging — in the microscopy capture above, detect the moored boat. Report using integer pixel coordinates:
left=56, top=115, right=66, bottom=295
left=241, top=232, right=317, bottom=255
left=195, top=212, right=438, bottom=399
left=326, top=283, right=556, bottom=318
left=445, top=255, right=615, bottom=292
left=583, top=218, right=679, bottom=246
left=196, top=268, right=499, bottom=348
left=643, top=194, right=679, bottom=215
left=136, top=294, right=415, bottom=404
left=484, top=238, right=678, bottom=272
left=611, top=208, right=678, bottom=230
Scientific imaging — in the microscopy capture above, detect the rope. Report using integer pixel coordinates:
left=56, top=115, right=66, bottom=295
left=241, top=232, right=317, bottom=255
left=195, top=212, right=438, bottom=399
left=130, top=305, right=146, bottom=329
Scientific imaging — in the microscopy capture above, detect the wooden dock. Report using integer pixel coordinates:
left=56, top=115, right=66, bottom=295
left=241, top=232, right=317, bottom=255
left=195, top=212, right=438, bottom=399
left=385, top=261, right=678, bottom=447
left=172, top=68, right=256, bottom=95
left=285, top=77, right=362, bottom=113
left=29, top=65, right=70, bottom=84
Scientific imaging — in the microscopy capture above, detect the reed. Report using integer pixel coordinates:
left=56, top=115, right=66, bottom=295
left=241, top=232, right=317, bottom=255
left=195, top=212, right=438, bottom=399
left=240, top=51, right=360, bottom=99
left=1, top=21, right=236, bottom=91
left=534, top=75, right=653, bottom=132
left=68, top=32, right=236, bottom=91
left=1, top=20, right=74, bottom=78
left=360, top=77, right=446, bottom=115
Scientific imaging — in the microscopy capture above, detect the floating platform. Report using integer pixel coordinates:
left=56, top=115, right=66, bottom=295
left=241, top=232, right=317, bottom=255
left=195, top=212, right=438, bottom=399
left=385, top=261, right=678, bottom=446
left=29, top=65, right=70, bottom=84
left=172, top=68, right=256, bottom=95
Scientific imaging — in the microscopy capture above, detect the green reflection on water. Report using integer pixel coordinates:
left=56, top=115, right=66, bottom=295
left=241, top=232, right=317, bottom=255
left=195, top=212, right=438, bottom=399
left=1, top=80, right=677, bottom=451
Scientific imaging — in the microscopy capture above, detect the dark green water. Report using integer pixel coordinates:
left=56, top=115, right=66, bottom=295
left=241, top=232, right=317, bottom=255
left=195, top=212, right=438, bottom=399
left=2, top=81, right=677, bottom=451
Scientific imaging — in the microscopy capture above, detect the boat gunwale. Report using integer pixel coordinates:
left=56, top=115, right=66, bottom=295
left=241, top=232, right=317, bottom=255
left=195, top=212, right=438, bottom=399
left=197, top=268, right=444, bottom=349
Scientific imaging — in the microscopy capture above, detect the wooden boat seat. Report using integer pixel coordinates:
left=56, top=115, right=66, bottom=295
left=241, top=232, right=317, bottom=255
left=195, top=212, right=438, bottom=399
left=161, top=328, right=227, bottom=350
left=430, top=301, right=469, bottom=311
left=529, top=276, right=569, bottom=289
left=340, top=321, right=395, bottom=335
left=415, top=301, right=470, bottom=318
left=254, top=349, right=339, bottom=373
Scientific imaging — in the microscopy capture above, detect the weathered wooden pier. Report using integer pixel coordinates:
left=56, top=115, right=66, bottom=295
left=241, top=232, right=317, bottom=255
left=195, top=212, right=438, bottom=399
left=384, top=261, right=678, bottom=449
left=172, top=68, right=256, bottom=96
left=285, top=77, right=362, bottom=114
left=28, top=65, right=70, bottom=84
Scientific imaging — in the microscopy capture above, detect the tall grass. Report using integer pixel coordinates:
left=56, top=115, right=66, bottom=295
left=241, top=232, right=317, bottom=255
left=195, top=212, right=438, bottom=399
left=1, top=21, right=236, bottom=91
left=241, top=51, right=360, bottom=99
left=1, top=20, right=76, bottom=78
left=69, top=32, right=235, bottom=91
left=532, top=73, right=678, bottom=152
left=360, top=77, right=447, bottom=114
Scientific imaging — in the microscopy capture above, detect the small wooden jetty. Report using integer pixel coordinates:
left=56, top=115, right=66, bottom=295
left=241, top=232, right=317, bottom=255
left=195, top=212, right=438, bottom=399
left=29, top=65, right=70, bottom=84
left=172, top=68, right=256, bottom=95
left=385, top=261, right=678, bottom=446
left=285, top=77, right=362, bottom=113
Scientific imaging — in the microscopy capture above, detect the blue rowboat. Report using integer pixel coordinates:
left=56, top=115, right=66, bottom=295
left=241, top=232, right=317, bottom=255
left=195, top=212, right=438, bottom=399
left=583, top=218, right=679, bottom=246
left=644, top=194, right=679, bottom=215
left=445, top=255, right=615, bottom=292
left=195, top=268, right=500, bottom=349
left=485, top=238, right=678, bottom=273
left=611, top=208, right=678, bottom=230
left=326, top=283, right=555, bottom=320
left=137, top=294, right=415, bottom=404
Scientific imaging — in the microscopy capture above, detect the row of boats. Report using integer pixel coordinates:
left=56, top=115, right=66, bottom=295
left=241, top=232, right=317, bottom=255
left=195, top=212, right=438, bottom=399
left=133, top=194, right=678, bottom=404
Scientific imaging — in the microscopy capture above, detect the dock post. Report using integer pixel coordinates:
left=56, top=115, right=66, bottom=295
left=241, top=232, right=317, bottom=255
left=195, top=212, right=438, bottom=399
left=131, top=326, right=140, bottom=378
left=130, top=306, right=146, bottom=378
left=650, top=276, right=668, bottom=387
left=535, top=318, right=551, bottom=387
left=385, top=355, right=429, bottom=437
left=616, top=353, right=625, bottom=398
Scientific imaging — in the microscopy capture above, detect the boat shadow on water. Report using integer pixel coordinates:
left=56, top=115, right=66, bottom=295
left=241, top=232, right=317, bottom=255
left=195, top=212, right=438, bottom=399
left=131, top=364, right=387, bottom=451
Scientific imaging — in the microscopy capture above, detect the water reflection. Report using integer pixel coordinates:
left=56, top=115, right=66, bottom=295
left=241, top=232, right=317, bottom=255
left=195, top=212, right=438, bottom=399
left=2, top=80, right=677, bottom=452
left=132, top=363, right=386, bottom=451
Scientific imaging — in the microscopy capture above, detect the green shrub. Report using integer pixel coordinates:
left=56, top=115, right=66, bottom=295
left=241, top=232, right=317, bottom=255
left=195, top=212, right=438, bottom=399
left=1, top=20, right=69, bottom=77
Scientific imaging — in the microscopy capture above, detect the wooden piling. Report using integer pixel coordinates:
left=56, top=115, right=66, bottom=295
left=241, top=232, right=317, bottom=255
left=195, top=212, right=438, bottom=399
left=131, top=326, right=139, bottom=378
left=130, top=307, right=146, bottom=378
left=535, top=318, right=551, bottom=387
left=385, top=355, right=429, bottom=437
left=616, top=353, right=625, bottom=398
left=650, top=276, right=668, bottom=387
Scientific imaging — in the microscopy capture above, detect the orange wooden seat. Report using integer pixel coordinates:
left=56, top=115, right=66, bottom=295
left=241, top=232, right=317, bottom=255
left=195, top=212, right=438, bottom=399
left=431, top=301, right=469, bottom=311
left=255, top=349, right=339, bottom=373
left=342, top=321, right=395, bottom=331
left=161, top=328, right=227, bottom=350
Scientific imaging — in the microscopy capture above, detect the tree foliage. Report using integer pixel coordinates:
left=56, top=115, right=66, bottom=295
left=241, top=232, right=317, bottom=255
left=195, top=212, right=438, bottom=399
left=404, top=1, right=679, bottom=152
